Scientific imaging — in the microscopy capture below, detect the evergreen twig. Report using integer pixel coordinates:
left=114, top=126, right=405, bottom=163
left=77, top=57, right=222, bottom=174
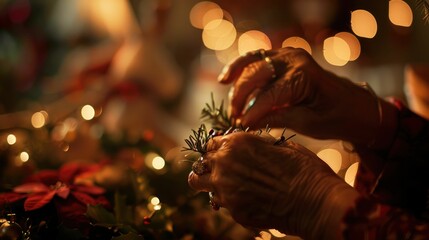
left=416, top=0, right=429, bottom=23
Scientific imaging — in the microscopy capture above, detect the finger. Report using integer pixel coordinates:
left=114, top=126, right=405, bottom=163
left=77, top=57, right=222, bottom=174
left=238, top=83, right=290, bottom=128
left=188, top=171, right=213, bottom=192
left=205, top=135, right=229, bottom=152
left=218, top=49, right=276, bottom=84
left=229, top=60, right=278, bottom=118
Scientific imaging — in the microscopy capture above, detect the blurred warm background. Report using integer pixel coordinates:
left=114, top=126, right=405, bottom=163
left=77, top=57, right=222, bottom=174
left=0, top=0, right=428, bottom=239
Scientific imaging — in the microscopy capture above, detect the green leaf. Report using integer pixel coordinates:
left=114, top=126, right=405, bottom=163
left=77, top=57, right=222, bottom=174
left=86, top=204, right=116, bottom=224
left=112, top=232, right=145, bottom=240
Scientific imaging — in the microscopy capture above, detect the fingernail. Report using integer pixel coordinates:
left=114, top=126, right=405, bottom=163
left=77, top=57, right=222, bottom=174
left=217, top=65, right=229, bottom=82
left=242, top=97, right=256, bottom=115
left=228, top=86, right=234, bottom=101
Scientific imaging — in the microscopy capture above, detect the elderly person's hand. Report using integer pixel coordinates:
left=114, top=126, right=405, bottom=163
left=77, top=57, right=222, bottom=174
left=219, top=47, right=397, bottom=147
left=188, top=132, right=359, bottom=240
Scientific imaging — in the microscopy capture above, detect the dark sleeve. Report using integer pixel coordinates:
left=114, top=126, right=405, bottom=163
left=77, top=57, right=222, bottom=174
left=350, top=98, right=429, bottom=238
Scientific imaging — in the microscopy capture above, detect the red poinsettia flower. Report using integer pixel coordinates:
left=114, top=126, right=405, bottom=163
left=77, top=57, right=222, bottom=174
left=10, top=162, right=108, bottom=211
left=0, top=162, right=110, bottom=230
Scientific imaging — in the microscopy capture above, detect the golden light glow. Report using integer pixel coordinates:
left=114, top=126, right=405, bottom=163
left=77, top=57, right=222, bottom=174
left=81, top=105, right=95, bottom=120
left=389, top=0, right=413, bottom=27
left=7, top=134, right=16, bottom=145
left=152, top=156, right=166, bottom=170
left=351, top=10, right=378, bottom=38
left=31, top=111, right=47, bottom=128
left=238, top=30, right=272, bottom=56
left=154, top=204, right=162, bottom=210
left=335, top=32, right=361, bottom=61
left=78, top=0, right=138, bottom=38
left=281, top=36, right=312, bottom=55
left=323, top=37, right=350, bottom=66
left=150, top=196, right=160, bottom=205
left=202, top=19, right=236, bottom=50
left=215, top=45, right=240, bottom=64
left=269, top=229, right=286, bottom=238
left=20, top=151, right=29, bottom=162
left=317, top=148, right=342, bottom=173
left=189, top=1, right=222, bottom=29
left=345, top=162, right=359, bottom=186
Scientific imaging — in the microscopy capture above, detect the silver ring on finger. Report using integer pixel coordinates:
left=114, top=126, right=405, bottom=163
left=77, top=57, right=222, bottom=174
left=258, top=49, right=277, bottom=79
left=192, top=157, right=210, bottom=176
left=209, top=192, right=221, bottom=211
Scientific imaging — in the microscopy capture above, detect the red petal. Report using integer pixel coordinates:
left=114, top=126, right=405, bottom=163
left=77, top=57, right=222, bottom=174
left=72, top=185, right=105, bottom=195
left=14, top=183, right=49, bottom=193
left=59, top=162, right=82, bottom=184
left=0, top=192, right=27, bottom=205
left=24, top=170, right=58, bottom=186
left=56, top=186, right=70, bottom=199
left=24, top=191, right=55, bottom=211
left=71, top=191, right=98, bottom=206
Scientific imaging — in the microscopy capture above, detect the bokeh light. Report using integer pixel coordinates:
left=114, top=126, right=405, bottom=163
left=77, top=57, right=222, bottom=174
left=7, top=134, right=17, bottom=145
left=389, top=0, right=413, bottom=27
left=345, top=162, right=359, bottom=186
left=269, top=229, right=286, bottom=238
left=31, top=111, right=47, bottom=128
left=323, top=37, right=350, bottom=66
left=238, top=30, right=272, bottom=55
left=202, top=19, right=236, bottom=50
left=152, top=156, right=166, bottom=170
left=335, top=32, right=361, bottom=61
left=79, top=0, right=138, bottom=38
left=215, top=44, right=240, bottom=64
left=20, top=151, right=29, bottom=162
left=351, top=10, right=378, bottom=38
left=150, top=196, right=160, bottom=205
left=281, top=36, right=312, bottom=55
left=189, top=1, right=222, bottom=29
left=316, top=148, right=342, bottom=173
left=81, top=104, right=95, bottom=120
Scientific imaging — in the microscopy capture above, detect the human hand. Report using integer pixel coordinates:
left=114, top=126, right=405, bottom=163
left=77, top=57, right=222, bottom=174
left=219, top=47, right=381, bottom=145
left=188, top=132, right=359, bottom=239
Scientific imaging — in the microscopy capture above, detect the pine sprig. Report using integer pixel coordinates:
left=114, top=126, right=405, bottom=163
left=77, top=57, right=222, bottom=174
left=182, top=124, right=212, bottom=154
left=416, top=0, right=429, bottom=23
left=183, top=94, right=295, bottom=155
left=201, top=92, right=235, bottom=131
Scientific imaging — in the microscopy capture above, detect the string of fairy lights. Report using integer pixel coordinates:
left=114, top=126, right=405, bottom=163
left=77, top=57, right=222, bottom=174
left=2, top=102, right=167, bottom=174
left=190, top=0, right=415, bottom=67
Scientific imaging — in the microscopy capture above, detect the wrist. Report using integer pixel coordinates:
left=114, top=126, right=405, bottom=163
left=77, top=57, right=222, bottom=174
left=319, top=182, right=360, bottom=240
left=366, top=98, right=399, bottom=150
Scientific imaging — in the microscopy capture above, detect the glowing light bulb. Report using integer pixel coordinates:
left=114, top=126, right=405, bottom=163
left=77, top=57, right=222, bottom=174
left=150, top=196, right=160, bottom=205
left=20, top=151, right=29, bottom=162
left=268, top=229, right=286, bottom=237
left=317, top=148, right=342, bottom=173
left=81, top=105, right=95, bottom=120
left=345, top=162, right=359, bottom=186
left=31, top=111, right=47, bottom=128
left=282, top=36, right=312, bottom=55
left=7, top=134, right=16, bottom=145
left=335, top=32, right=361, bottom=61
left=323, top=37, right=350, bottom=66
left=202, top=19, right=236, bottom=50
left=351, top=10, right=378, bottom=38
left=152, top=156, right=165, bottom=170
left=190, top=1, right=222, bottom=29
left=389, top=0, right=413, bottom=27
left=238, top=30, right=272, bottom=55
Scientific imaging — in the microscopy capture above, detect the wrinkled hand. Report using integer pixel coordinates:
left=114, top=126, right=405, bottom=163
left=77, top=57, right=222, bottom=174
left=188, top=132, right=359, bottom=239
left=219, top=47, right=380, bottom=145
